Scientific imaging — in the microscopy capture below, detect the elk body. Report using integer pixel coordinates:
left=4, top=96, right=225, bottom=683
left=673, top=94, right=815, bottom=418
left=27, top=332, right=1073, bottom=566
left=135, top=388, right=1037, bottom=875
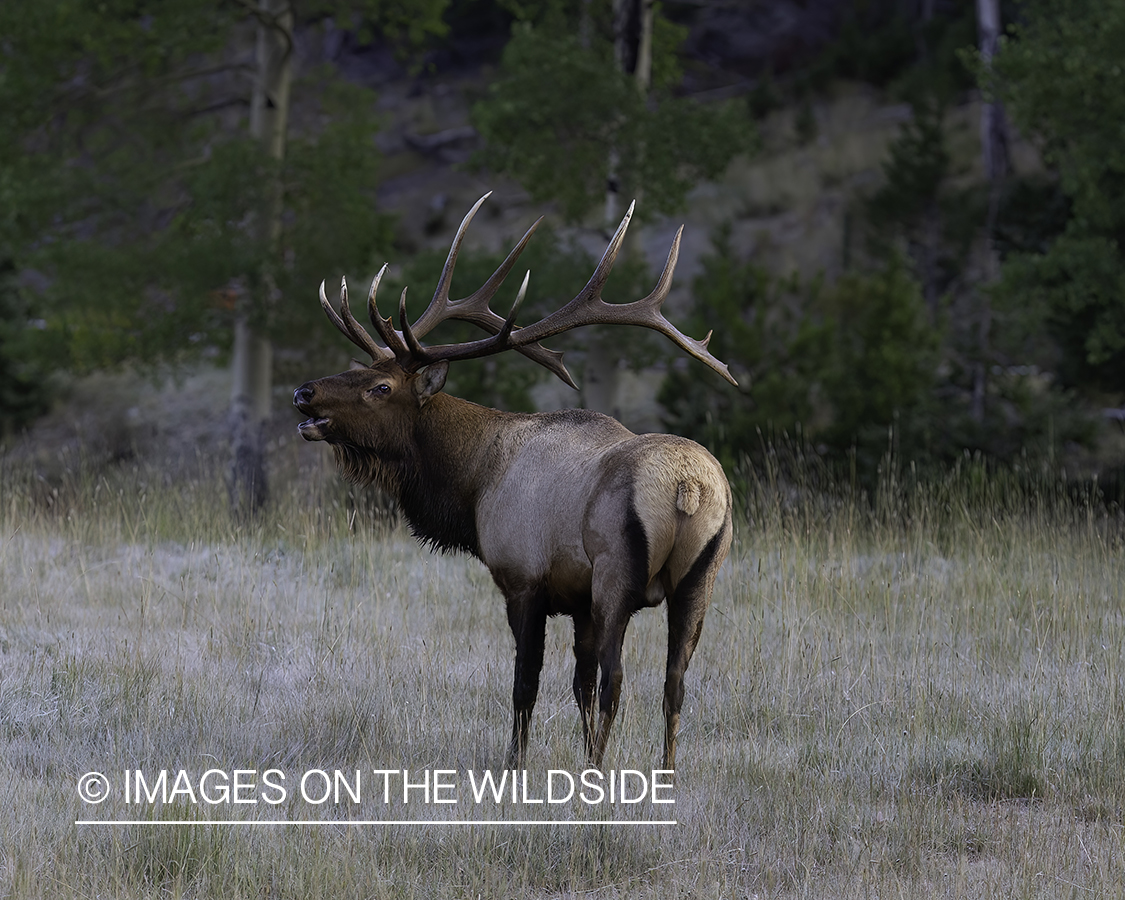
left=294, top=195, right=735, bottom=770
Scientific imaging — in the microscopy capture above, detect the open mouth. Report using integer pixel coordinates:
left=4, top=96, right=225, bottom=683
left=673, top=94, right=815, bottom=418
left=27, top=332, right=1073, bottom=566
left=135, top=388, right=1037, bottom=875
left=297, top=417, right=329, bottom=441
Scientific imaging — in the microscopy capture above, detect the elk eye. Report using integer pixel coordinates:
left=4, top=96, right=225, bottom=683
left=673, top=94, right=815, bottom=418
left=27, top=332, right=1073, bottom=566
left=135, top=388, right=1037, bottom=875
left=365, top=383, right=392, bottom=399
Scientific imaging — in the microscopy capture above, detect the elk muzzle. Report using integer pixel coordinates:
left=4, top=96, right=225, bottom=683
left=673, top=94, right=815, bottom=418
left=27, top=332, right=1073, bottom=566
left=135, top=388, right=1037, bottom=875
left=293, top=383, right=329, bottom=441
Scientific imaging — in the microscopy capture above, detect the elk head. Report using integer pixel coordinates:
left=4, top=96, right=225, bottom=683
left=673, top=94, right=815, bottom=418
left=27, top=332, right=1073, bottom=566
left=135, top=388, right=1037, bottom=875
left=294, top=357, right=449, bottom=446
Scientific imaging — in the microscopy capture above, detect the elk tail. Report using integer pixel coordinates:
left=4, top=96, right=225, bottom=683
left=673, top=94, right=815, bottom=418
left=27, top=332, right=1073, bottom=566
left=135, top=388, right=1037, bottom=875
left=675, top=481, right=702, bottom=516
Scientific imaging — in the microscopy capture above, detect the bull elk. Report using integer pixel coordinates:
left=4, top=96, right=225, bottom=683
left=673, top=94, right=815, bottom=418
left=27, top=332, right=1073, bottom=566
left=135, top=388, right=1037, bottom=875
left=293, top=194, right=735, bottom=770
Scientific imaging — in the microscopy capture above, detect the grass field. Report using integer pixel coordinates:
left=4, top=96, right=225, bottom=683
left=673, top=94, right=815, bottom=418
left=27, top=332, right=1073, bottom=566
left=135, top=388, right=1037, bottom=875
left=1, top=449, right=1123, bottom=898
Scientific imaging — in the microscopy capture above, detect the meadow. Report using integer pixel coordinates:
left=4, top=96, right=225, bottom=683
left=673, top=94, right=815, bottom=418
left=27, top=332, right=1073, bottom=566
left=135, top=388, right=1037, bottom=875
left=1, top=445, right=1123, bottom=898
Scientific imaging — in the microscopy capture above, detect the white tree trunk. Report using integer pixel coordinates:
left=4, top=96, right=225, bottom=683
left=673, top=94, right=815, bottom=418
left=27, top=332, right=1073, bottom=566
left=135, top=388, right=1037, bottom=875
left=970, top=0, right=1008, bottom=423
left=977, top=0, right=1008, bottom=193
left=229, top=0, right=292, bottom=517
left=586, top=0, right=654, bottom=419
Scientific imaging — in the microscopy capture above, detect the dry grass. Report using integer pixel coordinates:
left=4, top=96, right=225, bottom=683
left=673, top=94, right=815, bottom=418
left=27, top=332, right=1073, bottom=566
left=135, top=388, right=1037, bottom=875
left=1, top=449, right=1124, bottom=899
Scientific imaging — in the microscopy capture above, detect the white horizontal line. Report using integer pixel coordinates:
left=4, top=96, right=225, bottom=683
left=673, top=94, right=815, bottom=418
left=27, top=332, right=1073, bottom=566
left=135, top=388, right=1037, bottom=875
left=75, top=819, right=677, bottom=827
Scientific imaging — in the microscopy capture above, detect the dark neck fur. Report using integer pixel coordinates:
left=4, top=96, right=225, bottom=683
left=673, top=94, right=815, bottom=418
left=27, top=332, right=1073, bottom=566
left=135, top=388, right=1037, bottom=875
left=331, top=395, right=502, bottom=558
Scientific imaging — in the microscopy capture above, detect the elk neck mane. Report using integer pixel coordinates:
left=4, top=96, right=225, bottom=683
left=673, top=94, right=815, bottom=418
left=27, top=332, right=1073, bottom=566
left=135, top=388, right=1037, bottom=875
left=330, top=392, right=510, bottom=558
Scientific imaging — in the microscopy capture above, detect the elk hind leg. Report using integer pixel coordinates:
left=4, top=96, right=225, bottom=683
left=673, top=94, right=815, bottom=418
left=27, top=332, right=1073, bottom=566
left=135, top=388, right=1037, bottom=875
left=663, top=523, right=730, bottom=771
left=572, top=611, right=598, bottom=759
left=588, top=560, right=640, bottom=768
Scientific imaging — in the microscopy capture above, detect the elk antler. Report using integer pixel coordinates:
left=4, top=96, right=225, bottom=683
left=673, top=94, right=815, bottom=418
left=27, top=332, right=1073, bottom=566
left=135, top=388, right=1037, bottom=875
left=318, top=193, right=574, bottom=385
left=319, top=276, right=393, bottom=363
left=317, top=194, right=737, bottom=387
left=400, top=194, right=573, bottom=385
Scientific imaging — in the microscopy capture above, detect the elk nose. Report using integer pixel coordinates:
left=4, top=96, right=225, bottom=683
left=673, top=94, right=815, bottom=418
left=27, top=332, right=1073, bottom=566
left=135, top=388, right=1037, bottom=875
left=293, top=384, right=315, bottom=409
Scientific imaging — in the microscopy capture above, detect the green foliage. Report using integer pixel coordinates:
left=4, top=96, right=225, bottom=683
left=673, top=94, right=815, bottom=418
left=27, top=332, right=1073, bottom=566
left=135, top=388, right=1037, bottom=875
left=890, top=4, right=977, bottom=105
left=267, top=71, right=399, bottom=349
left=472, top=27, right=633, bottom=221
left=658, top=227, right=826, bottom=465
left=992, top=175, right=1072, bottom=260
left=817, top=259, right=939, bottom=459
left=306, top=0, right=450, bottom=49
left=868, top=99, right=949, bottom=228
left=862, top=93, right=979, bottom=315
left=471, top=3, right=751, bottom=222
left=0, top=262, right=54, bottom=437
left=0, top=0, right=422, bottom=400
left=649, top=6, right=689, bottom=92
left=494, top=0, right=588, bottom=30
left=991, top=0, right=1125, bottom=390
left=855, top=89, right=1085, bottom=468
left=996, top=234, right=1125, bottom=388
left=0, top=1, right=237, bottom=251
left=665, top=222, right=1094, bottom=476
left=661, top=229, right=938, bottom=479
left=809, top=1, right=976, bottom=103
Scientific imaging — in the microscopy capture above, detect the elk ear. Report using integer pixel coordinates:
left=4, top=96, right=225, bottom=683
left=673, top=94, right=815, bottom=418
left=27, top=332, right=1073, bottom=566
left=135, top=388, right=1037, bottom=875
left=414, top=360, right=449, bottom=405
left=349, top=358, right=370, bottom=371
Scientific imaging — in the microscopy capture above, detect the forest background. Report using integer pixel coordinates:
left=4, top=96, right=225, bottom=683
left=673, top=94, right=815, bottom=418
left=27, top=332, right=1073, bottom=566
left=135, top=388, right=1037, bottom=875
left=2, top=0, right=1123, bottom=509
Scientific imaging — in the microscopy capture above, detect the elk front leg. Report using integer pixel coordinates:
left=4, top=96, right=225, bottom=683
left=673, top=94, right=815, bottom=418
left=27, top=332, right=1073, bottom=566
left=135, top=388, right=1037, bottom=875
left=505, top=593, right=548, bottom=769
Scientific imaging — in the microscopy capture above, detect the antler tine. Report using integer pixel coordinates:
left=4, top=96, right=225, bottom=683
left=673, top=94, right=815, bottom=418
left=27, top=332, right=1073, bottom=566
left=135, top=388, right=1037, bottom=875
left=432, top=215, right=543, bottom=332
left=406, top=192, right=545, bottom=339
left=501, top=270, right=531, bottom=341
left=503, top=201, right=635, bottom=348
left=409, top=192, right=493, bottom=340
left=431, top=214, right=580, bottom=384
left=340, top=276, right=398, bottom=363
left=632, top=227, right=737, bottom=385
left=320, top=277, right=394, bottom=363
left=584, top=199, right=636, bottom=300
left=363, top=266, right=412, bottom=365
left=508, top=215, right=738, bottom=386
left=399, top=287, right=426, bottom=362
left=407, top=270, right=534, bottom=368
left=319, top=279, right=351, bottom=339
